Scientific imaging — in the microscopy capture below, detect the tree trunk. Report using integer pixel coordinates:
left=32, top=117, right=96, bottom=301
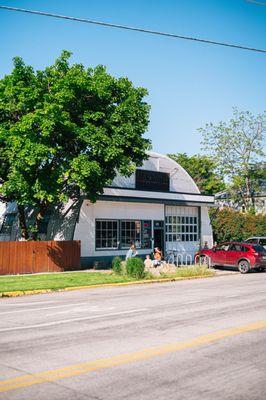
left=32, top=204, right=47, bottom=240
left=17, top=205, right=29, bottom=240
left=245, top=175, right=253, bottom=212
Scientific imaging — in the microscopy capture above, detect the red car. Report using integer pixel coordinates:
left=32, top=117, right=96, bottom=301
left=196, top=242, right=266, bottom=274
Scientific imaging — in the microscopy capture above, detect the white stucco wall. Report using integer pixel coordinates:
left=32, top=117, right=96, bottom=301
left=74, top=200, right=164, bottom=257
left=67, top=152, right=214, bottom=260
left=201, top=206, right=214, bottom=248
left=0, top=201, right=6, bottom=231
left=74, top=201, right=213, bottom=260
left=102, top=187, right=213, bottom=205
left=0, top=201, right=18, bottom=241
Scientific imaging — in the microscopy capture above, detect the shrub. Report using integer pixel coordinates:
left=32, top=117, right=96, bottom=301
left=210, top=208, right=266, bottom=243
left=126, top=257, right=145, bottom=279
left=112, top=256, right=122, bottom=274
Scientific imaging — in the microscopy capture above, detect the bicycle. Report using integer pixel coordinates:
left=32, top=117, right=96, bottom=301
left=164, top=248, right=177, bottom=265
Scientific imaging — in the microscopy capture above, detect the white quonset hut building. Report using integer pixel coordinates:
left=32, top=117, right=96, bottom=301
left=0, top=152, right=214, bottom=267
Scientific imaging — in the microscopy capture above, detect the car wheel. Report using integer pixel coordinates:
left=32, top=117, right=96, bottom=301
left=238, top=260, right=250, bottom=274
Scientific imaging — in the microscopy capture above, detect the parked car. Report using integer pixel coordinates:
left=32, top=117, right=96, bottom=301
left=245, top=237, right=266, bottom=249
left=195, top=242, right=266, bottom=274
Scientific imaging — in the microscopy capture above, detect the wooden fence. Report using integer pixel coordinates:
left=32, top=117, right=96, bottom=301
left=0, top=240, right=81, bottom=275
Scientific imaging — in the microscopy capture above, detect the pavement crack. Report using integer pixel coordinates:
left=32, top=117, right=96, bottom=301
left=0, top=362, right=35, bottom=376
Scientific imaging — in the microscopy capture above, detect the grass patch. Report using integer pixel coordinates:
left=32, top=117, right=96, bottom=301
left=0, top=272, right=137, bottom=293
left=161, top=265, right=214, bottom=278
left=0, top=265, right=214, bottom=294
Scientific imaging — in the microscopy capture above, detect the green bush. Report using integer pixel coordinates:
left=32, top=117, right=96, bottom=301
left=112, top=256, right=122, bottom=274
left=126, top=257, right=145, bottom=279
left=210, top=208, right=266, bottom=243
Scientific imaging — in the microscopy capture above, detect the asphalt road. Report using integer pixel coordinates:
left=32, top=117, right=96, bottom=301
left=0, top=273, right=266, bottom=400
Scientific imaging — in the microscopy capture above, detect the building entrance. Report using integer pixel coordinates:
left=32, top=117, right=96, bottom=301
left=153, top=220, right=165, bottom=254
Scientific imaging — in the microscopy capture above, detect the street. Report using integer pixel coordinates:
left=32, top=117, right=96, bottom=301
left=0, top=273, right=266, bottom=400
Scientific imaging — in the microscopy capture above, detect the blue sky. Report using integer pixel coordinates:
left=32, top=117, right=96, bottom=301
left=1, top=0, right=265, bottom=155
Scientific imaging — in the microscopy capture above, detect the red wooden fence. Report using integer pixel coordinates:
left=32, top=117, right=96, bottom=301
left=0, top=241, right=81, bottom=275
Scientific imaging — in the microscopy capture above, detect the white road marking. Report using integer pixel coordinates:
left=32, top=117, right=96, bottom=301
left=0, top=308, right=148, bottom=333
left=0, top=302, right=99, bottom=315
left=0, top=300, right=58, bottom=307
left=186, top=300, right=203, bottom=304
left=46, top=306, right=115, bottom=316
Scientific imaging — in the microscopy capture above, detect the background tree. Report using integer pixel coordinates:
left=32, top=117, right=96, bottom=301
left=199, top=108, right=265, bottom=212
left=210, top=208, right=266, bottom=243
left=228, top=161, right=266, bottom=211
left=168, top=153, right=225, bottom=195
left=0, top=51, right=150, bottom=239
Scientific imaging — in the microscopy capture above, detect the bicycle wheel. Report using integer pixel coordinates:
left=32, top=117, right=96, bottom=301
left=167, top=254, right=175, bottom=265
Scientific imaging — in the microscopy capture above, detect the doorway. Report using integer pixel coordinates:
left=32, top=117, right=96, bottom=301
left=153, top=220, right=165, bottom=254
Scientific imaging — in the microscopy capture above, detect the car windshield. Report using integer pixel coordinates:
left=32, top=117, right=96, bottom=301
left=246, top=238, right=257, bottom=243
left=215, top=244, right=229, bottom=251
left=252, top=245, right=266, bottom=254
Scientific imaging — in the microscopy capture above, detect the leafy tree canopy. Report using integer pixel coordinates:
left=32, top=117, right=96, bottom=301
left=199, top=108, right=265, bottom=211
left=168, top=153, right=225, bottom=195
left=210, top=208, right=266, bottom=243
left=0, top=51, right=150, bottom=238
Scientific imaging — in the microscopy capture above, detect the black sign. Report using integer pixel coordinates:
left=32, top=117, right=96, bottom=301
left=154, top=220, right=164, bottom=228
left=136, top=169, right=170, bottom=192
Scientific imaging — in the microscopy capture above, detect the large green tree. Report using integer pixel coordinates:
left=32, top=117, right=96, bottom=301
left=0, top=51, right=150, bottom=239
left=168, top=153, right=225, bottom=195
left=199, top=108, right=265, bottom=211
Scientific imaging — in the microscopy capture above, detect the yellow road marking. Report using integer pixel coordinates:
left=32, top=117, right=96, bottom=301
left=1, top=320, right=266, bottom=393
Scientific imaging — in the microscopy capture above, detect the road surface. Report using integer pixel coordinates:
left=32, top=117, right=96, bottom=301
left=0, top=273, right=266, bottom=400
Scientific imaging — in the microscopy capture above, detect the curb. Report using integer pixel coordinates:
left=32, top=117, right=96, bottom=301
left=0, top=273, right=219, bottom=298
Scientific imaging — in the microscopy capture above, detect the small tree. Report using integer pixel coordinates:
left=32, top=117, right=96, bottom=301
left=0, top=51, right=150, bottom=239
left=199, top=108, right=265, bottom=212
left=168, top=153, right=225, bottom=195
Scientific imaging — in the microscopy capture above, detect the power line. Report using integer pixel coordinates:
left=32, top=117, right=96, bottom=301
left=0, top=4, right=265, bottom=54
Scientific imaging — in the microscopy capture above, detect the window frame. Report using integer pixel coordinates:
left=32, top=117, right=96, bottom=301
left=120, top=219, right=142, bottom=249
left=0, top=213, right=16, bottom=235
left=215, top=243, right=230, bottom=251
left=135, top=169, right=170, bottom=192
left=165, top=214, right=198, bottom=243
left=38, top=212, right=51, bottom=235
left=95, top=219, right=119, bottom=250
left=141, top=220, right=152, bottom=249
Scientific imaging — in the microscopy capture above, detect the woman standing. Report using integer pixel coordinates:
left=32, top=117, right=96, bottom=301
left=126, top=243, right=138, bottom=260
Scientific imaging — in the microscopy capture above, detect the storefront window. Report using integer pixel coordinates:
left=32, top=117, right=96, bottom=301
left=39, top=212, right=51, bottom=234
left=95, top=220, right=118, bottom=249
left=165, top=215, right=198, bottom=242
left=142, top=220, right=152, bottom=249
left=0, top=214, right=16, bottom=235
left=121, top=220, right=141, bottom=248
